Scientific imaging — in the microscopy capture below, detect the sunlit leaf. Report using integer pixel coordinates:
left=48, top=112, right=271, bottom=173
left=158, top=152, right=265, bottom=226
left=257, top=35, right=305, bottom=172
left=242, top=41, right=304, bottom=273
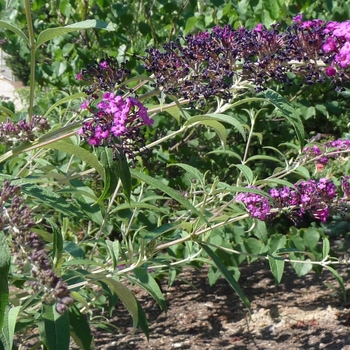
left=36, top=20, right=115, bottom=48
left=268, top=254, right=285, bottom=284
left=98, top=277, right=149, bottom=338
left=129, top=268, right=167, bottom=311
left=44, top=92, right=86, bottom=118
left=0, top=233, right=10, bottom=332
left=233, top=164, right=254, bottom=184
left=130, top=169, right=208, bottom=224
left=324, top=266, right=346, bottom=301
left=322, top=237, right=330, bottom=258
left=39, top=304, right=70, bottom=350
left=0, top=306, right=20, bottom=350
left=0, top=20, right=28, bottom=43
left=263, top=89, right=305, bottom=147
left=69, top=306, right=93, bottom=350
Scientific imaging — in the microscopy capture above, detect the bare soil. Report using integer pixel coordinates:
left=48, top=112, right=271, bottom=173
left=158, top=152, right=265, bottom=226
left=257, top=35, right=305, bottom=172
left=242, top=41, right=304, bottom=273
left=91, top=254, right=350, bottom=350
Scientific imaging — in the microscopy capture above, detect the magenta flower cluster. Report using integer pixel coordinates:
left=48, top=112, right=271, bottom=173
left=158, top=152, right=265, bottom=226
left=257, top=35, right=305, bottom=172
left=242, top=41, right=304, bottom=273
left=236, top=187, right=271, bottom=221
left=77, top=58, right=154, bottom=159
left=78, top=92, right=153, bottom=147
left=303, top=139, right=350, bottom=165
left=321, top=20, right=350, bottom=72
left=237, top=178, right=338, bottom=223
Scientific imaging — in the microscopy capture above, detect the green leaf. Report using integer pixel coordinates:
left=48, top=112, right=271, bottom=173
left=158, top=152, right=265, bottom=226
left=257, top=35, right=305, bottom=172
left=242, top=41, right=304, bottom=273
left=184, top=16, right=197, bottom=35
left=253, top=220, right=268, bottom=244
left=129, top=268, right=166, bottom=311
left=0, top=106, right=14, bottom=117
left=201, top=113, right=247, bottom=140
left=322, top=237, right=330, bottom=258
left=233, top=164, right=254, bottom=184
left=22, top=184, right=81, bottom=218
left=291, top=259, right=312, bottom=277
left=0, top=306, right=20, bottom=350
left=0, top=20, right=28, bottom=43
left=39, top=304, right=70, bottom=350
left=69, top=306, right=93, bottom=350
left=184, top=117, right=227, bottom=148
left=98, top=277, right=149, bottom=338
left=0, top=233, right=10, bottom=332
left=116, top=151, right=131, bottom=201
left=47, top=218, right=64, bottom=272
left=168, top=163, right=205, bottom=188
left=262, top=0, right=280, bottom=19
left=268, top=254, right=285, bottom=284
left=63, top=242, right=85, bottom=259
left=44, top=92, right=86, bottom=118
left=263, top=89, right=305, bottom=147
left=244, top=238, right=262, bottom=255
left=200, top=243, right=250, bottom=310
left=0, top=126, right=104, bottom=178
left=291, top=236, right=305, bottom=251
left=96, top=147, right=131, bottom=202
left=106, top=240, right=120, bottom=270
left=206, top=150, right=242, bottom=162
left=254, top=178, right=295, bottom=188
left=245, top=155, right=283, bottom=164
left=36, top=20, right=115, bottom=49
left=303, top=228, right=320, bottom=250
left=324, top=265, right=346, bottom=301
left=42, top=141, right=104, bottom=179
left=268, top=234, right=286, bottom=253
left=130, top=169, right=207, bottom=224
left=70, top=180, right=104, bottom=225
left=293, top=166, right=310, bottom=179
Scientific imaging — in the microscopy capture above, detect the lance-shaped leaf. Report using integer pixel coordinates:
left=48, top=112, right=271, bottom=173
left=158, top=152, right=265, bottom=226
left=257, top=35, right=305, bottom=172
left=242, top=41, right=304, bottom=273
left=39, top=305, right=70, bottom=350
left=200, top=243, right=251, bottom=311
left=0, top=305, right=21, bottom=350
left=263, top=89, right=305, bottom=147
left=0, top=20, right=28, bottom=43
left=0, top=233, right=10, bottom=332
left=36, top=20, right=115, bottom=49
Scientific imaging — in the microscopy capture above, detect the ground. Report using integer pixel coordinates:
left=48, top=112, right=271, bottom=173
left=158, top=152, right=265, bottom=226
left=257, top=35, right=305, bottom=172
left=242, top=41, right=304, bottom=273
left=92, top=254, right=350, bottom=350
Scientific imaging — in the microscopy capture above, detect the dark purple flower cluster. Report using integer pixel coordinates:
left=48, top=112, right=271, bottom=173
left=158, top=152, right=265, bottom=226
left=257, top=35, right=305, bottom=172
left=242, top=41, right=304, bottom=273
left=0, top=115, right=50, bottom=145
left=303, top=138, right=350, bottom=165
left=77, top=58, right=154, bottom=160
left=0, top=181, right=73, bottom=314
left=76, top=57, right=131, bottom=97
left=142, top=16, right=350, bottom=103
left=237, top=178, right=338, bottom=223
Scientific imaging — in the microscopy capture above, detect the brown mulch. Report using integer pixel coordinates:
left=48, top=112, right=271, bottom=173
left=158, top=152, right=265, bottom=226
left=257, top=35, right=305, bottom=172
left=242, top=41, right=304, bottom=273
left=91, top=258, right=350, bottom=350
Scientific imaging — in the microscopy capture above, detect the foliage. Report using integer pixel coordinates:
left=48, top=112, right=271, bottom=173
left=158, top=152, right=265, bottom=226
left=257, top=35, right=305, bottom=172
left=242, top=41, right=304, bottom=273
left=0, top=0, right=349, bottom=349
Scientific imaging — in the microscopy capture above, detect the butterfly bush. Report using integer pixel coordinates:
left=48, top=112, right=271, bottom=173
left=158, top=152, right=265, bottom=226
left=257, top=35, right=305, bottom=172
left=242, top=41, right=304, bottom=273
left=142, top=15, right=350, bottom=104
left=0, top=181, right=73, bottom=314
left=77, top=58, right=153, bottom=160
